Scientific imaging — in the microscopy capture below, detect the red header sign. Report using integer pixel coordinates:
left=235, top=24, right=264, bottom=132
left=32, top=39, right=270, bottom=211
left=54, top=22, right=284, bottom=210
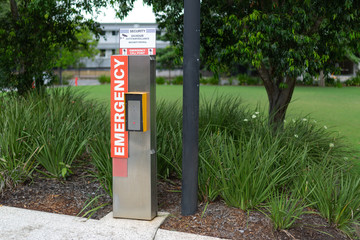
left=111, top=55, right=128, bottom=159
left=120, top=48, right=156, bottom=56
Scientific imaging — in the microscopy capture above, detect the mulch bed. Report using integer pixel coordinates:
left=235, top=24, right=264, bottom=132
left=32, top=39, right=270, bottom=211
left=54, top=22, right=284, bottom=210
left=0, top=164, right=350, bottom=240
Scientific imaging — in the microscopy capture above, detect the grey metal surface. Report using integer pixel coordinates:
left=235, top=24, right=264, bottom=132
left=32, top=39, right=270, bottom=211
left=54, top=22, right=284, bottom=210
left=113, top=55, right=157, bottom=220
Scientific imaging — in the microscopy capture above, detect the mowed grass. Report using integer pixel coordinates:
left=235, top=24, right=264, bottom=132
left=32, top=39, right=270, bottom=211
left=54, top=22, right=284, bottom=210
left=76, top=84, right=360, bottom=152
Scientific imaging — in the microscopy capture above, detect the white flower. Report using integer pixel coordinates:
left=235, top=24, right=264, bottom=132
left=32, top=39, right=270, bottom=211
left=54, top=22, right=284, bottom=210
left=324, top=126, right=328, bottom=129
left=292, top=119, right=296, bottom=123
left=294, top=134, right=299, bottom=138
left=313, top=120, right=317, bottom=123
left=252, top=114, right=256, bottom=119
left=302, top=118, right=308, bottom=122
left=329, top=143, right=334, bottom=148
left=344, top=157, right=349, bottom=161
left=255, top=112, right=259, bottom=115
left=244, top=119, right=248, bottom=122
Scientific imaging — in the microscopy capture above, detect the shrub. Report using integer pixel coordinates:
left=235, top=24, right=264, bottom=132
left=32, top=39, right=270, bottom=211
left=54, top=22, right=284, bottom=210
left=156, top=77, right=166, bottom=85
left=299, top=73, right=315, bottom=86
left=263, top=189, right=314, bottom=230
left=98, top=75, right=111, bottom=84
left=0, top=97, right=39, bottom=191
left=156, top=100, right=183, bottom=179
left=155, top=95, right=358, bottom=235
left=172, top=75, right=183, bottom=85
left=295, top=165, right=360, bottom=238
left=237, top=74, right=261, bottom=85
left=3, top=90, right=357, bottom=236
left=0, top=88, right=108, bottom=182
left=200, top=78, right=208, bottom=85
left=207, top=76, right=219, bottom=85
left=88, top=125, right=113, bottom=197
left=52, top=75, right=70, bottom=85
left=204, top=133, right=298, bottom=210
left=199, top=76, right=219, bottom=85
left=345, top=74, right=360, bottom=86
left=325, top=76, right=343, bottom=88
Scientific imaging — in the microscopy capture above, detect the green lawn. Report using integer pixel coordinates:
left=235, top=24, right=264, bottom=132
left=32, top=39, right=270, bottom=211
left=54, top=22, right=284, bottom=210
left=76, top=84, right=360, bottom=152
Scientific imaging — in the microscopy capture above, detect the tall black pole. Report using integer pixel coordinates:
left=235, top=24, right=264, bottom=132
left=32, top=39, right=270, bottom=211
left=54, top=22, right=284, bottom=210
left=181, top=0, right=200, bottom=216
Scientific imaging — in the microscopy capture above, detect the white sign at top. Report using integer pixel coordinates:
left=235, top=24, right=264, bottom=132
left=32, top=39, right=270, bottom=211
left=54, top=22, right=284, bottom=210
left=120, top=28, right=156, bottom=49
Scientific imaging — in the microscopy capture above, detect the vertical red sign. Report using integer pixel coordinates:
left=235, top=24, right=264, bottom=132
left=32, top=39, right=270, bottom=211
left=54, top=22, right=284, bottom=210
left=111, top=56, right=128, bottom=159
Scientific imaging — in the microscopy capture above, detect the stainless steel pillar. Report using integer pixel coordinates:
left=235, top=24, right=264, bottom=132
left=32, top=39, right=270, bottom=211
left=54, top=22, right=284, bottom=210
left=113, top=55, right=157, bottom=220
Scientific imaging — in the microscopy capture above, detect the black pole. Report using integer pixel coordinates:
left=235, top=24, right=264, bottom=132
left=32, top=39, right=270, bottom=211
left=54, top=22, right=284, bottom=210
left=181, top=0, right=200, bottom=216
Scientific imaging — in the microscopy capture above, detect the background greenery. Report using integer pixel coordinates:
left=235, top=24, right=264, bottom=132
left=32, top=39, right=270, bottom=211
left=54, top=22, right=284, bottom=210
left=76, top=85, right=360, bottom=152
left=0, top=86, right=359, bottom=237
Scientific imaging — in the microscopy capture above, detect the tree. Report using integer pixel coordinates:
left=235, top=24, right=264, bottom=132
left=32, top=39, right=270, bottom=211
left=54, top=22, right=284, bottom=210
left=55, top=30, right=99, bottom=70
left=0, top=0, right=137, bottom=95
left=55, top=29, right=99, bottom=84
left=156, top=45, right=182, bottom=81
left=143, top=0, right=360, bottom=129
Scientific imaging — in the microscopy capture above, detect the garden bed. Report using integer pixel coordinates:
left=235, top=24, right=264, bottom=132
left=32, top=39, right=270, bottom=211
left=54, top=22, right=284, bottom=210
left=0, top=167, right=349, bottom=240
left=1, top=89, right=358, bottom=239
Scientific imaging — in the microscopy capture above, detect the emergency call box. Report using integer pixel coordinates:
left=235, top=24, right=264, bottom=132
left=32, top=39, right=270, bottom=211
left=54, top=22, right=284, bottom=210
left=125, top=92, right=148, bottom=132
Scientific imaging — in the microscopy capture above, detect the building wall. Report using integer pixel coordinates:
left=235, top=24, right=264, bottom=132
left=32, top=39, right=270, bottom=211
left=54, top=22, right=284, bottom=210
left=80, top=23, right=170, bottom=69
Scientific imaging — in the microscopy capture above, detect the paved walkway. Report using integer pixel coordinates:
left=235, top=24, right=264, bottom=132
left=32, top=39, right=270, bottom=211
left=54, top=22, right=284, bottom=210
left=0, top=206, right=223, bottom=240
left=68, top=79, right=101, bottom=86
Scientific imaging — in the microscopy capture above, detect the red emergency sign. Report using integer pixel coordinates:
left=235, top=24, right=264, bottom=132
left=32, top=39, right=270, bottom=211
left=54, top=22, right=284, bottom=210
left=111, top=55, right=129, bottom=159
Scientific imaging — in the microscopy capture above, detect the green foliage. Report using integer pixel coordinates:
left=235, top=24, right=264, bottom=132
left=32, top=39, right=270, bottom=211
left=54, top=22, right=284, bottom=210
left=88, top=126, right=113, bottom=197
left=52, top=73, right=73, bottom=85
left=208, top=77, right=219, bottom=85
left=0, top=96, right=40, bottom=191
left=200, top=78, right=208, bottom=85
left=146, top=0, right=360, bottom=79
left=1, top=88, right=358, bottom=236
left=0, top=88, right=107, bottom=182
left=155, top=95, right=358, bottom=236
left=200, top=77, right=219, bottom=85
left=0, top=0, right=135, bottom=95
left=98, top=75, right=111, bottom=85
left=172, top=76, right=183, bottom=85
left=303, top=167, right=360, bottom=237
left=156, top=45, right=182, bottom=71
left=144, top=0, right=360, bottom=127
left=156, top=100, right=183, bottom=179
left=262, top=190, right=314, bottom=230
left=237, top=74, right=261, bottom=85
left=296, top=73, right=316, bottom=86
left=206, top=133, right=295, bottom=210
left=345, top=73, right=360, bottom=86
left=32, top=119, right=87, bottom=179
left=326, top=77, right=344, bottom=88
left=156, top=77, right=166, bottom=85
left=55, top=30, right=99, bottom=69
left=77, top=194, right=110, bottom=219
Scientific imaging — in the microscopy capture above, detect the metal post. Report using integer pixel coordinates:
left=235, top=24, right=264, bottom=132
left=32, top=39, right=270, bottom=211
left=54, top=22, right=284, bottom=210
left=181, top=0, right=200, bottom=216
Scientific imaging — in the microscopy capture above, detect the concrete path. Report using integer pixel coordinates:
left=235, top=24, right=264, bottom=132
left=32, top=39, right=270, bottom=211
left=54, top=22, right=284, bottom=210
left=68, top=79, right=100, bottom=86
left=0, top=206, right=223, bottom=240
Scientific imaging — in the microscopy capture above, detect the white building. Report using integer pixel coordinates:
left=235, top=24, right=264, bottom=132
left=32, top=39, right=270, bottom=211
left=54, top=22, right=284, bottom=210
left=80, top=23, right=169, bottom=69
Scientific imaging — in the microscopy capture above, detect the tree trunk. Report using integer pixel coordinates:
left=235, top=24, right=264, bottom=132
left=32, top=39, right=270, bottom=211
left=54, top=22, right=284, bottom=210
left=318, top=70, right=325, bottom=87
left=10, top=0, right=19, bottom=21
left=258, top=64, right=296, bottom=131
left=168, top=68, right=171, bottom=84
left=16, top=71, right=32, bottom=96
